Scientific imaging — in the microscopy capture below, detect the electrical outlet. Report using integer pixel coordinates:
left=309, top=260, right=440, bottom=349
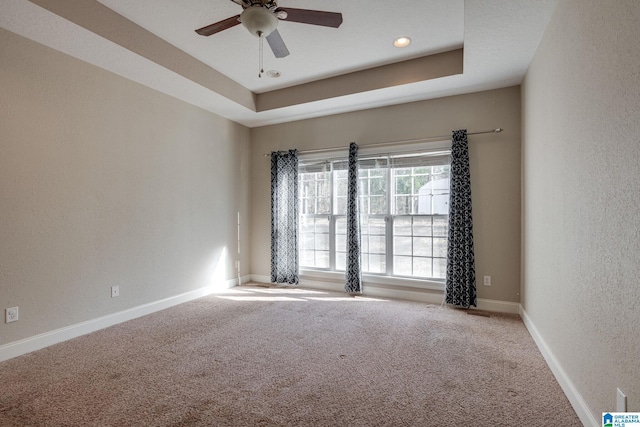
left=111, top=286, right=120, bottom=298
left=6, top=307, right=19, bottom=323
left=235, top=260, right=240, bottom=269
left=483, top=276, right=491, bottom=286
left=617, top=388, right=627, bottom=412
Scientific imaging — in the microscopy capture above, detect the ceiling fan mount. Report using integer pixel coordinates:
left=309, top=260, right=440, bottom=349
left=195, top=0, right=343, bottom=59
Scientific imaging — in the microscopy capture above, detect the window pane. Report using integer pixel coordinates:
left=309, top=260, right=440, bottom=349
left=394, top=256, right=412, bottom=276
left=301, top=179, right=316, bottom=198
left=315, top=217, right=329, bottom=233
left=335, top=177, right=347, bottom=197
left=413, top=237, right=432, bottom=257
left=413, top=216, right=432, bottom=236
left=433, top=216, right=448, bottom=236
left=370, top=177, right=385, bottom=195
left=395, top=176, right=411, bottom=194
left=317, top=197, right=331, bottom=214
left=361, top=255, right=369, bottom=272
left=301, top=234, right=314, bottom=250
left=414, top=174, right=429, bottom=189
left=335, top=197, right=347, bottom=215
left=433, top=258, right=447, bottom=279
left=367, top=254, right=386, bottom=273
left=413, top=257, right=432, bottom=278
left=369, top=235, right=385, bottom=254
left=394, top=236, right=412, bottom=256
left=409, top=196, right=418, bottom=215
left=358, top=178, right=369, bottom=195
left=301, top=217, right=314, bottom=233
left=366, top=217, right=386, bottom=235
left=361, top=236, right=369, bottom=253
left=370, top=196, right=386, bottom=214
left=432, top=194, right=449, bottom=215
left=394, top=217, right=411, bottom=236
left=317, top=179, right=330, bottom=198
left=335, top=215, right=346, bottom=271
left=335, top=234, right=346, bottom=252
left=336, top=252, right=346, bottom=271
left=315, top=251, right=329, bottom=268
left=315, top=234, right=329, bottom=251
left=395, top=196, right=412, bottom=214
left=433, top=238, right=447, bottom=258
left=301, top=250, right=315, bottom=267
left=359, top=196, right=370, bottom=214
left=300, top=199, right=312, bottom=214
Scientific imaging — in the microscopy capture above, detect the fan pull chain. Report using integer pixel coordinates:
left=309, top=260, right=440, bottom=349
left=258, top=31, right=264, bottom=78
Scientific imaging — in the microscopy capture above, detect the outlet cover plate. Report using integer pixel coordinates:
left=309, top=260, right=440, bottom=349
left=111, top=286, right=120, bottom=298
left=6, top=307, right=19, bottom=323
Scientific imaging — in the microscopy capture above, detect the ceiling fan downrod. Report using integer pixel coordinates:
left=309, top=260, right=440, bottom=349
left=258, top=31, right=264, bottom=78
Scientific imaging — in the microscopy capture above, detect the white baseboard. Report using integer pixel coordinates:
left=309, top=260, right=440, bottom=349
left=520, top=306, right=598, bottom=427
left=250, top=274, right=271, bottom=283
left=476, top=297, right=521, bottom=314
left=250, top=274, right=520, bottom=314
left=0, top=275, right=250, bottom=363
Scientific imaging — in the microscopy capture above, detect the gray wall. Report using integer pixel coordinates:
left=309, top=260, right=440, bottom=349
left=250, top=86, right=522, bottom=304
left=0, top=29, right=251, bottom=346
left=522, top=0, right=640, bottom=418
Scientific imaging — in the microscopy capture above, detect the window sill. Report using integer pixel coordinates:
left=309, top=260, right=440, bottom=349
left=299, top=269, right=445, bottom=291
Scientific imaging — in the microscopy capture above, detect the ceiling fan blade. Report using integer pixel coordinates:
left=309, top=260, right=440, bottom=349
left=195, top=15, right=241, bottom=36
left=266, top=29, right=290, bottom=58
left=278, top=8, right=343, bottom=28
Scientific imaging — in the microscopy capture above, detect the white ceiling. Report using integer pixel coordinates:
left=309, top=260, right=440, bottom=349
left=0, top=0, right=559, bottom=127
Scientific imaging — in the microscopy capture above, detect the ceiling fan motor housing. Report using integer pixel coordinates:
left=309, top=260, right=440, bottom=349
left=240, top=6, right=278, bottom=37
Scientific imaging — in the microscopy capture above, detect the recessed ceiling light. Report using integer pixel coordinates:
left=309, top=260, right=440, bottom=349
left=266, top=70, right=281, bottom=78
left=393, top=37, right=411, bottom=48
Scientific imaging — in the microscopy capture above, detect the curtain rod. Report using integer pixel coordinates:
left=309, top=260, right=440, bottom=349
left=263, top=128, right=503, bottom=157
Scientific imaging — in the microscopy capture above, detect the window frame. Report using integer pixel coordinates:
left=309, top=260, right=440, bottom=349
left=298, top=140, right=451, bottom=290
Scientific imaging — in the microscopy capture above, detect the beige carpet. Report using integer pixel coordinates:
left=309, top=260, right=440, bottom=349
left=0, top=284, right=581, bottom=426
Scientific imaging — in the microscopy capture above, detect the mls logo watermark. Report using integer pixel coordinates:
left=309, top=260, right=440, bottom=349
left=603, top=412, right=640, bottom=427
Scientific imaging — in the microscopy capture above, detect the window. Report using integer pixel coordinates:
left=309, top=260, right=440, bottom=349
left=299, top=149, right=450, bottom=281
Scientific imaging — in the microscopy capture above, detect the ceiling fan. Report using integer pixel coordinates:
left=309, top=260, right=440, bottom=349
left=195, top=0, right=343, bottom=59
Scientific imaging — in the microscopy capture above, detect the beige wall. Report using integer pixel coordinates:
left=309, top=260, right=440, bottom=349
left=250, top=86, right=522, bottom=303
left=522, top=0, right=640, bottom=420
left=0, top=29, right=250, bottom=346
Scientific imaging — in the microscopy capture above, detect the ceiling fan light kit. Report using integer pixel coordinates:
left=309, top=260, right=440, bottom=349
left=195, top=0, right=343, bottom=77
left=240, top=6, right=278, bottom=37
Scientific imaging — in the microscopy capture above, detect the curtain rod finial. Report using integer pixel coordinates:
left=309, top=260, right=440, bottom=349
left=495, top=128, right=503, bottom=133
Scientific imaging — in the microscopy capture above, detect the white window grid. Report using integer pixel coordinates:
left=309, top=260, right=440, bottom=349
left=299, top=154, right=449, bottom=280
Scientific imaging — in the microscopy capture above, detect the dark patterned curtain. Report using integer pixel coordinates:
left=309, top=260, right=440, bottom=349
left=345, top=142, right=362, bottom=294
left=445, top=130, right=477, bottom=308
left=271, top=150, right=299, bottom=284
